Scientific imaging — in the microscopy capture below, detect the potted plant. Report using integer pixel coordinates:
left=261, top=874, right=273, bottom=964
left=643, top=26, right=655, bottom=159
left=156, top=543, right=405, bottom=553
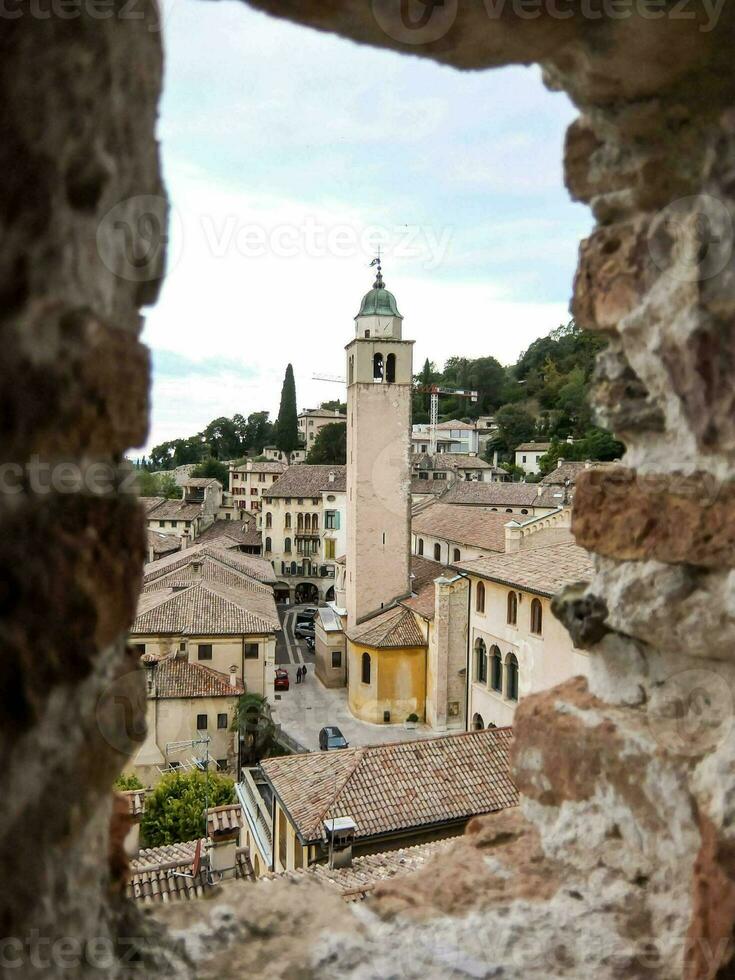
left=405, top=712, right=419, bottom=731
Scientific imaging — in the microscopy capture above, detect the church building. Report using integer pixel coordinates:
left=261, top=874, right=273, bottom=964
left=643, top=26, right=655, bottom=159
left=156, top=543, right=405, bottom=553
left=344, top=263, right=431, bottom=725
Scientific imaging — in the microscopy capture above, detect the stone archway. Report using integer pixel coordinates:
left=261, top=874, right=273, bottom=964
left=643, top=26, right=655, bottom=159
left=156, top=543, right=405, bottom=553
left=295, top=582, right=319, bottom=604
left=472, top=712, right=484, bottom=731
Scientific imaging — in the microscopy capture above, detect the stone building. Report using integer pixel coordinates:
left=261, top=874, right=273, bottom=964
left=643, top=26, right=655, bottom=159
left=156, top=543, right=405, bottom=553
left=298, top=407, right=346, bottom=449
left=458, top=543, right=592, bottom=730
left=513, top=441, right=552, bottom=475
left=237, top=729, right=517, bottom=877
left=229, top=459, right=288, bottom=514
left=259, top=464, right=346, bottom=604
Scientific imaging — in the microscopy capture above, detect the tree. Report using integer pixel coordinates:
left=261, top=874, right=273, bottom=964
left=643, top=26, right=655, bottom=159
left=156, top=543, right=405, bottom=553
left=192, top=457, right=228, bottom=486
left=492, top=405, right=537, bottom=454
left=140, top=771, right=235, bottom=847
left=201, top=417, right=241, bottom=460
left=275, top=364, right=300, bottom=459
left=232, top=693, right=277, bottom=766
left=320, top=399, right=346, bottom=414
left=114, top=772, right=144, bottom=790
left=306, top=422, right=346, bottom=464
left=136, top=470, right=180, bottom=499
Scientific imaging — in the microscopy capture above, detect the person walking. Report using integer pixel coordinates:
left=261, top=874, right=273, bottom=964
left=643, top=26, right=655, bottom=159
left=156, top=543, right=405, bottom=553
left=301, top=664, right=307, bottom=682
left=296, top=666, right=302, bottom=684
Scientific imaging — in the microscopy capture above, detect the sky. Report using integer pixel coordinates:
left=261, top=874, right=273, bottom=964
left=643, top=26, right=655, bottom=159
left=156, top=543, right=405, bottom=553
left=139, top=0, right=591, bottom=453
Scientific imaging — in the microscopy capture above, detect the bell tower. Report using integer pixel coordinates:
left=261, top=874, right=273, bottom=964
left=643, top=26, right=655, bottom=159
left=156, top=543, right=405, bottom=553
left=345, top=261, right=413, bottom=627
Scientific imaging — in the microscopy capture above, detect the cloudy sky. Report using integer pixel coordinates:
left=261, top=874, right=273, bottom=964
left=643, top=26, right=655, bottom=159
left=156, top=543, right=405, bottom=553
left=139, top=0, right=591, bottom=452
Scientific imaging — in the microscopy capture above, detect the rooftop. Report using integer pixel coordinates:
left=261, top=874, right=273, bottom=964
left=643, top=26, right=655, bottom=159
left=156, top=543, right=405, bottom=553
left=196, top=519, right=262, bottom=549
left=515, top=442, right=552, bottom=452
left=132, top=579, right=280, bottom=636
left=143, top=544, right=277, bottom=587
left=267, top=465, right=346, bottom=498
left=441, top=481, right=561, bottom=508
left=143, top=498, right=203, bottom=522
left=347, top=604, right=426, bottom=649
left=298, top=408, right=347, bottom=420
left=129, top=840, right=250, bottom=904
left=181, top=477, right=221, bottom=488
left=455, top=542, right=594, bottom=597
left=259, top=728, right=517, bottom=843
left=144, top=654, right=245, bottom=698
left=412, top=502, right=512, bottom=551
left=146, top=529, right=181, bottom=557
left=231, top=460, right=289, bottom=474
left=261, top=838, right=454, bottom=902
left=413, top=452, right=492, bottom=471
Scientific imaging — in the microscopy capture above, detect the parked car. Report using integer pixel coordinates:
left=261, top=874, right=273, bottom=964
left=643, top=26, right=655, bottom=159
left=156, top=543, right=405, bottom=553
left=274, top=668, right=289, bottom=691
left=304, top=635, right=315, bottom=651
left=319, top=726, right=349, bottom=751
left=299, top=606, right=319, bottom=619
left=294, top=622, right=315, bottom=638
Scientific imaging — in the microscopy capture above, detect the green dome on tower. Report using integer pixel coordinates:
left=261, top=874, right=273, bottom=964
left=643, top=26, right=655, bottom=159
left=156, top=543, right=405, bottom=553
left=356, top=263, right=403, bottom=319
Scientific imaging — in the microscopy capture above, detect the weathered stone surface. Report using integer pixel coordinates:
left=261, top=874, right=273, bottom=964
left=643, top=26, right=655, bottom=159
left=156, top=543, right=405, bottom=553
left=573, top=467, right=735, bottom=568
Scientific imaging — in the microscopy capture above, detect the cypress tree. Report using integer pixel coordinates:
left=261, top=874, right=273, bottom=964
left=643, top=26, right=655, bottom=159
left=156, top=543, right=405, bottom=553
left=275, top=363, right=300, bottom=458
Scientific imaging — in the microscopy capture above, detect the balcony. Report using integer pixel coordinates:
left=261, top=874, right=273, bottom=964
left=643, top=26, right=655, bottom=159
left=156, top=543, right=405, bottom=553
left=294, top=529, right=320, bottom=538
left=236, top=768, right=273, bottom=868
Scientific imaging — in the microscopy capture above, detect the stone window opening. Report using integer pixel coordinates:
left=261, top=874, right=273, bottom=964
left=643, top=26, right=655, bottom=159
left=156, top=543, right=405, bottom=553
left=284, top=536, right=291, bottom=553
left=386, top=352, right=396, bottom=383
left=265, top=512, right=272, bottom=529
left=490, top=645, right=503, bottom=692
left=373, top=352, right=384, bottom=381
left=418, top=537, right=424, bottom=556
left=505, top=653, right=519, bottom=702
left=475, top=638, right=488, bottom=684
left=361, top=651, right=371, bottom=684
left=433, top=542, right=441, bottom=561
left=472, top=713, right=485, bottom=731
left=285, top=512, right=291, bottom=528
left=530, top=597, right=543, bottom=636
left=476, top=581, right=485, bottom=613
left=453, top=547, right=461, bottom=562
left=507, top=591, right=518, bottom=626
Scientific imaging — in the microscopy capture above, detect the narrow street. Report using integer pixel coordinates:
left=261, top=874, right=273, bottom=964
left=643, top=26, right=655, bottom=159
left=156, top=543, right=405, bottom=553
left=271, top=604, right=436, bottom=752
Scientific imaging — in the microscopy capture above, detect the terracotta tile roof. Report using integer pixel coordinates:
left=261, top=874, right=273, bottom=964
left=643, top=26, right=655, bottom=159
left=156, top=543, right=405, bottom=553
left=412, top=503, right=510, bottom=551
left=401, top=582, right=437, bottom=621
left=515, top=442, right=552, bottom=452
left=232, top=460, right=288, bottom=474
left=441, top=481, right=560, bottom=508
left=435, top=419, right=477, bottom=431
left=432, top=454, right=492, bottom=469
left=267, top=465, right=346, bottom=498
left=132, top=580, right=280, bottom=636
left=299, top=409, right=346, bottom=419
left=410, top=555, right=446, bottom=591
left=181, top=477, right=221, bottom=488
left=207, top=803, right=243, bottom=838
left=147, top=655, right=245, bottom=698
left=145, top=499, right=203, bottom=521
left=141, top=555, right=272, bottom=595
left=261, top=728, right=517, bottom=843
left=141, top=496, right=165, bottom=513
left=196, top=519, right=262, bottom=548
left=129, top=840, right=251, bottom=904
left=539, top=461, right=614, bottom=485
left=347, top=605, right=426, bottom=649
left=143, top=545, right=277, bottom=585
left=147, top=529, right=181, bottom=557
left=262, top=838, right=455, bottom=901
left=410, top=477, right=447, bottom=496
left=456, top=542, right=594, bottom=597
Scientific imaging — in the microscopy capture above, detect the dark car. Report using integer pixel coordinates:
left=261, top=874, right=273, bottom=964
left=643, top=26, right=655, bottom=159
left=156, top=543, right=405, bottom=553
left=274, top=668, right=289, bottom=691
left=319, top=726, right=349, bottom=751
left=294, top=622, right=315, bottom=638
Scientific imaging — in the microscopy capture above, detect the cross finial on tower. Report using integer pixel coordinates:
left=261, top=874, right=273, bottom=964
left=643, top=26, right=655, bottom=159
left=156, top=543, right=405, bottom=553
left=370, top=246, right=385, bottom=289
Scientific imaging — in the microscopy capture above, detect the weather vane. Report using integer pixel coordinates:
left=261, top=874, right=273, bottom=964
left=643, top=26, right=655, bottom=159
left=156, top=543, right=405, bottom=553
left=369, top=245, right=384, bottom=288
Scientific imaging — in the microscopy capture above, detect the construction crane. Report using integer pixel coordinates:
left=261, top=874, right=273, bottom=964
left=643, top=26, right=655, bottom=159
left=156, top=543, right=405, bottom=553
left=312, top=374, right=478, bottom=456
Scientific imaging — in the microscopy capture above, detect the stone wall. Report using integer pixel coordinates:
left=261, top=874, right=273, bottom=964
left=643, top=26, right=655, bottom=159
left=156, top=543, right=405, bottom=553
left=5, top=1, right=735, bottom=977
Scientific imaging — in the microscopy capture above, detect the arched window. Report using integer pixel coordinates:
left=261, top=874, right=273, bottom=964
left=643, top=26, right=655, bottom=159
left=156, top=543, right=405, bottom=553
left=418, top=538, right=424, bottom=556
left=531, top=598, right=543, bottom=635
left=505, top=653, right=519, bottom=702
left=491, top=507, right=498, bottom=512
left=265, top=537, right=272, bottom=552
left=284, top=537, right=291, bottom=553
left=361, top=652, right=371, bottom=684
left=386, top=353, right=396, bottom=383
left=472, top=713, right=484, bottom=731
left=373, top=352, right=384, bottom=381
left=505, top=508, right=513, bottom=513
left=304, top=513, right=311, bottom=531
left=453, top=547, right=461, bottom=562
left=433, top=542, right=441, bottom=562
left=349, top=355, right=354, bottom=384
left=507, top=591, right=518, bottom=626
left=490, top=645, right=503, bottom=692
left=265, top=512, right=272, bottom=529
left=475, top=639, right=487, bottom=683
left=290, top=561, right=297, bottom=574
left=364, top=329, right=370, bottom=339
left=312, top=513, right=319, bottom=531
left=520, top=508, right=529, bottom=515
left=297, top=513, right=304, bottom=530
left=476, top=581, right=485, bottom=613
left=285, top=512, right=291, bottom=529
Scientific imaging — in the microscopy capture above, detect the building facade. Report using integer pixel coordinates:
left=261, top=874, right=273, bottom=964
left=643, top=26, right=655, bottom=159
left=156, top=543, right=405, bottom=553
left=514, top=442, right=552, bottom=475
left=229, top=459, right=288, bottom=514
left=298, top=408, right=347, bottom=449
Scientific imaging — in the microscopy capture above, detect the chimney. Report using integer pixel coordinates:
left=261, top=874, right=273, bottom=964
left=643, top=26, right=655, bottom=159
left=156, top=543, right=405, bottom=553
left=557, top=457, right=564, bottom=469
left=537, top=484, right=544, bottom=497
left=328, top=471, right=335, bottom=483
left=492, top=450, right=499, bottom=467
left=324, top=817, right=356, bottom=869
left=141, top=653, right=158, bottom=695
left=190, top=558, right=203, bottom=578
left=229, top=665, right=238, bottom=688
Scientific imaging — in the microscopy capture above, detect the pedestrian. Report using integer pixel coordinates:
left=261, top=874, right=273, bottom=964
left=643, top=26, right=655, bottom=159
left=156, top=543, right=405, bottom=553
left=296, top=666, right=302, bottom=684
left=301, top=664, right=307, bottom=682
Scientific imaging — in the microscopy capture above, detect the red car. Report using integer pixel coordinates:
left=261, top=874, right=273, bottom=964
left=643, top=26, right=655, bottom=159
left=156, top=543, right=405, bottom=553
left=274, top=668, right=289, bottom=691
